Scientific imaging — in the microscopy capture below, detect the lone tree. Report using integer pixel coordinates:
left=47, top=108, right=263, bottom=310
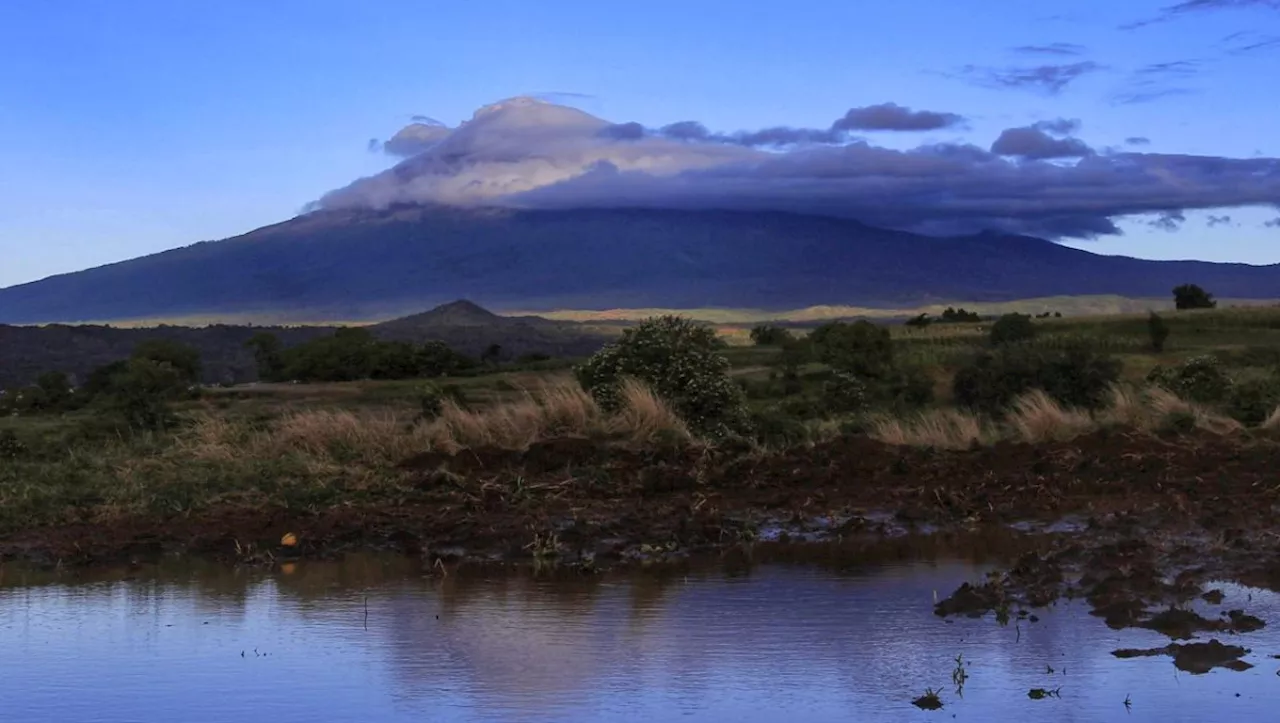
left=1173, top=284, right=1216, bottom=311
left=749, top=325, right=793, bottom=346
left=809, top=320, right=895, bottom=379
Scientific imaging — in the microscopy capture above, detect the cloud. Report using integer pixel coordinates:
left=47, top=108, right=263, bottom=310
left=1148, top=211, right=1187, bottom=231
left=952, top=61, right=1106, bottom=94
left=991, top=123, right=1093, bottom=159
left=315, top=97, right=1280, bottom=243
left=1111, top=86, right=1199, bottom=105
left=1125, top=136, right=1152, bottom=145
left=1206, top=214, right=1234, bottom=226
left=1265, top=217, right=1280, bottom=228
left=1222, top=31, right=1280, bottom=53
left=375, top=121, right=454, bottom=157
left=831, top=103, right=966, bottom=131
left=1122, top=0, right=1280, bottom=29
left=1011, top=42, right=1087, bottom=56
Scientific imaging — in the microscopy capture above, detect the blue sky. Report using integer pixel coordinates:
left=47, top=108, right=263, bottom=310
left=1, top=0, right=1277, bottom=288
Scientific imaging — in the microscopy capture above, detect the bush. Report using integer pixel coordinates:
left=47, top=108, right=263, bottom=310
left=575, top=315, right=747, bottom=437
left=1225, top=377, right=1280, bottom=426
left=1173, top=283, right=1216, bottom=310
left=904, top=314, right=932, bottom=329
left=0, top=430, right=26, bottom=460
left=100, top=358, right=188, bottom=430
left=989, top=313, right=1037, bottom=347
left=822, top=372, right=869, bottom=414
left=879, top=364, right=936, bottom=410
left=749, top=325, right=793, bottom=346
left=748, top=407, right=811, bottom=448
left=133, top=339, right=203, bottom=383
left=810, top=321, right=894, bottom=379
left=953, top=344, right=1121, bottom=416
left=1146, top=355, right=1234, bottom=404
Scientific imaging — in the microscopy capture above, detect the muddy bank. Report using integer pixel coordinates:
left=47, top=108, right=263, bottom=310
left=3, top=430, right=1279, bottom=586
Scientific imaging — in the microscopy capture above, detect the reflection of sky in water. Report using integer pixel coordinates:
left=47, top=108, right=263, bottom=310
left=2, top=558, right=1279, bottom=722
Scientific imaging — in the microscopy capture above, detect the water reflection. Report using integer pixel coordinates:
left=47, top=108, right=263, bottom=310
left=2, top=546, right=1278, bottom=723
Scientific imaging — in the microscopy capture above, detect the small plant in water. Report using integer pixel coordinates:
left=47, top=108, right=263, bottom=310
left=1028, top=687, right=1062, bottom=700
left=912, top=687, right=944, bottom=710
left=951, top=654, right=969, bottom=691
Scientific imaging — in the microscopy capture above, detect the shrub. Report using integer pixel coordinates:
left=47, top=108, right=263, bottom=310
left=1225, top=377, right=1280, bottom=426
left=0, top=430, right=26, bottom=460
left=1146, top=355, right=1234, bottom=404
left=133, top=339, right=203, bottom=383
left=101, top=358, right=188, bottom=430
left=878, top=364, right=937, bottom=410
left=989, top=313, right=1037, bottom=347
left=749, top=325, right=793, bottom=346
left=810, top=321, right=894, bottom=379
left=953, top=344, right=1121, bottom=416
left=1173, top=283, right=1216, bottom=310
left=823, top=372, right=869, bottom=414
left=904, top=314, right=932, bottom=329
left=574, top=315, right=747, bottom=437
left=748, top=407, right=811, bottom=448
left=1147, top=311, right=1170, bottom=352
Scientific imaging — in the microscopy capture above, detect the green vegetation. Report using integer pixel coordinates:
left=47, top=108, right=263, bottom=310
left=1174, top=283, right=1217, bottom=311
left=4, top=289, right=1280, bottom=540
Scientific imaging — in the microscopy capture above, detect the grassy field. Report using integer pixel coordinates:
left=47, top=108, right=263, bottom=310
left=2, top=305, right=1279, bottom=541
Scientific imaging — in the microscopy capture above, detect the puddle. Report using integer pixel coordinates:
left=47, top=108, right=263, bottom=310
left=2, top=553, right=1279, bottom=722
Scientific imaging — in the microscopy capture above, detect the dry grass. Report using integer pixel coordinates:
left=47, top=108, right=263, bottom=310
left=1262, top=406, right=1280, bottom=432
left=1143, top=387, right=1243, bottom=435
left=1005, top=390, right=1096, bottom=443
left=174, top=380, right=693, bottom=466
left=869, top=408, right=995, bottom=450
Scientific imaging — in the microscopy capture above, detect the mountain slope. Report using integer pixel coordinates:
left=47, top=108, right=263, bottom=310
left=1, top=205, right=1278, bottom=324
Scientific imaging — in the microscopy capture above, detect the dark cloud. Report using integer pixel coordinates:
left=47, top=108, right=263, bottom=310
left=1111, top=87, right=1199, bottom=105
left=599, top=122, right=647, bottom=140
left=953, top=61, right=1106, bottom=94
left=660, top=121, right=713, bottom=141
left=991, top=125, right=1093, bottom=159
left=1148, top=211, right=1187, bottom=231
left=1206, top=214, right=1234, bottom=226
left=1265, top=217, right=1280, bottom=228
left=831, top=103, right=966, bottom=131
left=318, top=97, right=1280, bottom=243
left=1011, top=42, right=1087, bottom=56
left=1110, top=60, right=1204, bottom=105
left=1125, top=137, right=1152, bottom=145
left=1222, top=31, right=1280, bottom=53
left=1122, top=0, right=1280, bottom=29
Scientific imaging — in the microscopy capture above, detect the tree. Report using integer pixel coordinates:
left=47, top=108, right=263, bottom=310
left=575, top=315, right=747, bottom=436
left=480, top=343, right=503, bottom=365
left=809, top=321, right=894, bottom=379
left=101, top=358, right=188, bottom=430
left=1173, top=284, right=1216, bottom=311
left=245, top=332, right=286, bottom=382
left=34, top=371, right=73, bottom=411
left=904, top=314, right=932, bottom=329
left=953, top=344, right=1121, bottom=416
left=132, top=339, right=202, bottom=383
left=989, top=313, right=1037, bottom=347
left=1147, top=311, right=1170, bottom=352
left=749, top=325, right=793, bottom=346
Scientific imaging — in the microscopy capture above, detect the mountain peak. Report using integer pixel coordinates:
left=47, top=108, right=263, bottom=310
left=378, top=299, right=504, bottom=329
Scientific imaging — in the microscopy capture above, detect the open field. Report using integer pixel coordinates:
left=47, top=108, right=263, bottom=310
left=2, top=304, right=1280, bottom=579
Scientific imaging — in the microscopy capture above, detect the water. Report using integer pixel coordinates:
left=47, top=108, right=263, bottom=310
left=2, top=552, right=1279, bottom=723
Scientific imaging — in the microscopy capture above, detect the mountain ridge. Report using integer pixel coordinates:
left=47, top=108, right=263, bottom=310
left=1, top=204, right=1277, bottom=325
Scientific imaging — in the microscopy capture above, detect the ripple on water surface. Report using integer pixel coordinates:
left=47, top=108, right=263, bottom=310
left=1, top=553, right=1278, bottom=723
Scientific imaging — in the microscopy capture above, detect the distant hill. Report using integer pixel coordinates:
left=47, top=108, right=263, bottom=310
left=0, top=302, right=613, bottom=389
left=1, top=205, right=1278, bottom=325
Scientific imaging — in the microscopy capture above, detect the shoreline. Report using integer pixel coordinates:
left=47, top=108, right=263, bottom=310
left=7, top=428, right=1280, bottom=670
